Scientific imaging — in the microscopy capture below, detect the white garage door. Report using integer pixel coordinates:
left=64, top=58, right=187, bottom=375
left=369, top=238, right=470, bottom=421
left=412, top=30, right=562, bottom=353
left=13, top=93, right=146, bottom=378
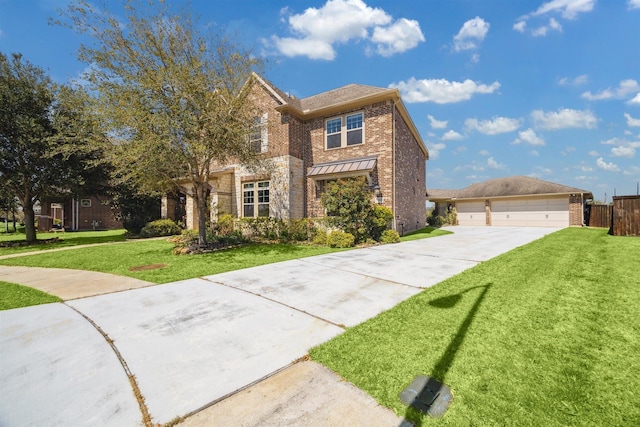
left=491, top=198, right=569, bottom=227
left=456, top=201, right=486, bottom=226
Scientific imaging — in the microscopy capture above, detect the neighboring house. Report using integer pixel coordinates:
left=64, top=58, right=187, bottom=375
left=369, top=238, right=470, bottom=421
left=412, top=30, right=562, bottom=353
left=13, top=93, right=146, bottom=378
left=427, top=176, right=593, bottom=227
left=162, top=74, right=429, bottom=234
left=37, top=196, right=121, bottom=231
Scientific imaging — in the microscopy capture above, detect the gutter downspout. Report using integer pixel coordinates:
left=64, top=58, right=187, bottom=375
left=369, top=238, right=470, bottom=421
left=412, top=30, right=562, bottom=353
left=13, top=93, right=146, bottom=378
left=392, top=101, right=397, bottom=231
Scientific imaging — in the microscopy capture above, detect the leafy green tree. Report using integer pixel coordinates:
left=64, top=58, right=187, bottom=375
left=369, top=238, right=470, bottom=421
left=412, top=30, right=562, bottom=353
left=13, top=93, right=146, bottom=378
left=58, top=0, right=265, bottom=245
left=0, top=52, right=110, bottom=242
left=109, top=180, right=161, bottom=234
left=321, top=177, right=375, bottom=243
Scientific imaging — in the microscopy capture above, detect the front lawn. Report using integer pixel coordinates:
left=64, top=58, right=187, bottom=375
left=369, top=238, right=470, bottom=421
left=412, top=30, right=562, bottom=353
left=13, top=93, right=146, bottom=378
left=0, top=239, right=349, bottom=284
left=0, top=229, right=127, bottom=256
left=0, top=281, right=62, bottom=310
left=400, top=226, right=452, bottom=242
left=0, top=227, right=448, bottom=284
left=310, top=227, right=640, bottom=426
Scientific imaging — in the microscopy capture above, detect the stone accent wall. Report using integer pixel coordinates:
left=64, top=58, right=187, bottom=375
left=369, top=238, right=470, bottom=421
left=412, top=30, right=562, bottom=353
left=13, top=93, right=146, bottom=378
left=393, top=108, right=427, bottom=233
left=185, top=194, right=199, bottom=230
left=569, top=194, right=584, bottom=226
left=304, top=101, right=394, bottom=218
left=161, top=196, right=176, bottom=220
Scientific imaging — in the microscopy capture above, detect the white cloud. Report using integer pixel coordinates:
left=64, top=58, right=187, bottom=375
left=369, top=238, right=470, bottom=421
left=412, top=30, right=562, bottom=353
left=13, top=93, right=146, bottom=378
left=531, top=18, right=563, bottom=36
left=372, top=18, right=425, bottom=56
left=581, top=79, right=640, bottom=101
left=514, top=0, right=594, bottom=35
left=530, top=150, right=540, bottom=156
left=272, top=37, right=336, bottom=60
left=611, top=146, right=636, bottom=158
left=628, top=93, right=640, bottom=105
left=529, top=0, right=595, bottom=20
left=629, top=0, right=640, bottom=10
left=597, top=157, right=620, bottom=172
left=470, top=53, right=480, bottom=63
left=623, top=166, right=640, bottom=176
left=465, top=116, right=521, bottom=135
left=271, top=0, right=423, bottom=59
left=487, top=157, right=506, bottom=170
left=453, top=17, right=490, bottom=51
left=559, top=74, right=588, bottom=86
left=625, top=113, right=640, bottom=127
left=427, top=115, right=448, bottom=129
left=479, top=149, right=490, bottom=156
left=513, top=128, right=546, bottom=146
left=588, top=150, right=599, bottom=156
left=531, top=108, right=598, bottom=130
left=603, top=137, right=640, bottom=158
left=513, top=21, right=526, bottom=32
left=427, top=142, right=446, bottom=159
left=442, top=130, right=464, bottom=141
left=389, top=78, right=500, bottom=104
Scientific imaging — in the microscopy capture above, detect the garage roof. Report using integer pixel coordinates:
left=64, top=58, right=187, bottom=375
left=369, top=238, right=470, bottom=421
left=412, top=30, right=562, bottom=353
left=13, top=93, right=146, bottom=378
left=427, top=176, right=592, bottom=200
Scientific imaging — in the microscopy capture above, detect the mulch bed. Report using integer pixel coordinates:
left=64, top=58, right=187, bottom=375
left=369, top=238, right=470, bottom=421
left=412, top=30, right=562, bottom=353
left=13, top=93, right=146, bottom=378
left=128, top=263, right=168, bottom=271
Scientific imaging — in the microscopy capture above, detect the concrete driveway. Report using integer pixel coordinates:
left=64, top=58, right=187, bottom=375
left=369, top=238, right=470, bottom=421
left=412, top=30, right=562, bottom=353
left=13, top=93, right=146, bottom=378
left=0, top=226, right=560, bottom=426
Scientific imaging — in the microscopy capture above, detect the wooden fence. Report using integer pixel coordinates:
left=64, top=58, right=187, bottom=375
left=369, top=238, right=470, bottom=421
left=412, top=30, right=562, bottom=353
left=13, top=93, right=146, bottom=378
left=586, top=204, right=612, bottom=228
left=611, top=195, right=640, bottom=237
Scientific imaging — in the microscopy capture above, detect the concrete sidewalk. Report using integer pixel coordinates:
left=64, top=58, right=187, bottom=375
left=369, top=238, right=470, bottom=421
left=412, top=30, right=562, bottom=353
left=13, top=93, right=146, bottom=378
left=0, top=265, right=154, bottom=299
left=0, top=226, right=561, bottom=426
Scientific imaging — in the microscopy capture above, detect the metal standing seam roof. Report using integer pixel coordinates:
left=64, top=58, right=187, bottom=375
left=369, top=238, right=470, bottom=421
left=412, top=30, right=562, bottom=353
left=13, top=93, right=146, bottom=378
left=307, top=156, right=378, bottom=178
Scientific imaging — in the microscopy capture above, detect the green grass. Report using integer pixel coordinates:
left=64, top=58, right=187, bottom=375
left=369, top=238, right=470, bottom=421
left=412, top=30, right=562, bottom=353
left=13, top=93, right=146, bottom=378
left=310, top=228, right=640, bottom=426
left=0, top=281, right=62, bottom=310
left=0, top=239, right=350, bottom=283
left=400, top=226, right=452, bottom=242
left=0, top=226, right=447, bottom=284
left=0, top=229, right=128, bottom=256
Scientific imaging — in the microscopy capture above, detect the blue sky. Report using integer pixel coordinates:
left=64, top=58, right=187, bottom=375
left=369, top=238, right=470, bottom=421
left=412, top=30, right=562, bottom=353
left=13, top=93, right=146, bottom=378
left=1, top=0, right=639, bottom=199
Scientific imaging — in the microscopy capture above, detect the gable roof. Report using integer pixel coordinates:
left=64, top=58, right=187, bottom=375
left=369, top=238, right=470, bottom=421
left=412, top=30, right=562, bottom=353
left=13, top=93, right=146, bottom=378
left=253, top=74, right=428, bottom=158
left=428, top=176, right=592, bottom=200
left=299, top=84, right=394, bottom=112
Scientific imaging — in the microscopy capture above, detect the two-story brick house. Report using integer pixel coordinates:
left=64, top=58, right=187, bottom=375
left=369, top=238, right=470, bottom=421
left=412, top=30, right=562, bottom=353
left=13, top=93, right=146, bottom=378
left=161, top=74, right=429, bottom=234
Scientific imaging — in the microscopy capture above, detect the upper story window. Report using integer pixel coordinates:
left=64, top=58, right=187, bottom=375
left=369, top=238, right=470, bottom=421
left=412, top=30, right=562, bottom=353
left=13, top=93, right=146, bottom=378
left=250, top=113, right=268, bottom=153
left=325, top=112, right=363, bottom=149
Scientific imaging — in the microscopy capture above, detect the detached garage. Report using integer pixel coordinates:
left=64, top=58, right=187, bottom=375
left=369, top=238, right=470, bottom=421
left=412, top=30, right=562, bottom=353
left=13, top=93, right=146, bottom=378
left=427, top=176, right=593, bottom=227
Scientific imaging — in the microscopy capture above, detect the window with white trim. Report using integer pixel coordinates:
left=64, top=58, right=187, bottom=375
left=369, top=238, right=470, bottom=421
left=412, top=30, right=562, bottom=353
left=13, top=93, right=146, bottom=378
left=325, top=112, right=363, bottom=149
left=243, top=181, right=270, bottom=217
left=250, top=113, right=268, bottom=153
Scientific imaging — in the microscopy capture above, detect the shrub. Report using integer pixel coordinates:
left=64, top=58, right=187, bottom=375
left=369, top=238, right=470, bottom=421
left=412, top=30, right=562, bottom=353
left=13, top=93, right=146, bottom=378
left=326, top=230, right=355, bottom=248
left=124, top=217, right=147, bottom=235
left=427, top=215, right=442, bottom=227
left=211, top=214, right=235, bottom=236
left=369, top=205, right=394, bottom=241
left=321, top=177, right=374, bottom=243
left=380, top=229, right=400, bottom=243
left=139, top=219, right=182, bottom=238
left=169, top=229, right=199, bottom=252
left=313, top=230, right=328, bottom=245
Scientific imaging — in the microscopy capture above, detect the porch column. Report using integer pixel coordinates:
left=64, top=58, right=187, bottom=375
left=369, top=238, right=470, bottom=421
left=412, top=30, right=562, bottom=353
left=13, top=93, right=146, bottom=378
left=185, top=194, right=199, bottom=230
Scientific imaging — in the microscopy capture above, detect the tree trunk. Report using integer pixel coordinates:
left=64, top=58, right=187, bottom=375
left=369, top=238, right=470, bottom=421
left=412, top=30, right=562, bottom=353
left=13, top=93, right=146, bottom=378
left=194, top=183, right=208, bottom=245
left=23, top=202, right=37, bottom=243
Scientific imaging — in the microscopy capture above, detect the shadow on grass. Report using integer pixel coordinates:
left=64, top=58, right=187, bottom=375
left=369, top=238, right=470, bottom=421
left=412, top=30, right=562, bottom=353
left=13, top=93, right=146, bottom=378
left=404, top=284, right=492, bottom=426
left=0, top=231, right=127, bottom=250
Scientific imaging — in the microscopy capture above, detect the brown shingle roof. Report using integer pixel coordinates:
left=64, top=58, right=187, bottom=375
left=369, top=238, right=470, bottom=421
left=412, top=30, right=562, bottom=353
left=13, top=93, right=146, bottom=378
left=298, top=84, right=393, bottom=112
left=428, top=176, right=592, bottom=200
